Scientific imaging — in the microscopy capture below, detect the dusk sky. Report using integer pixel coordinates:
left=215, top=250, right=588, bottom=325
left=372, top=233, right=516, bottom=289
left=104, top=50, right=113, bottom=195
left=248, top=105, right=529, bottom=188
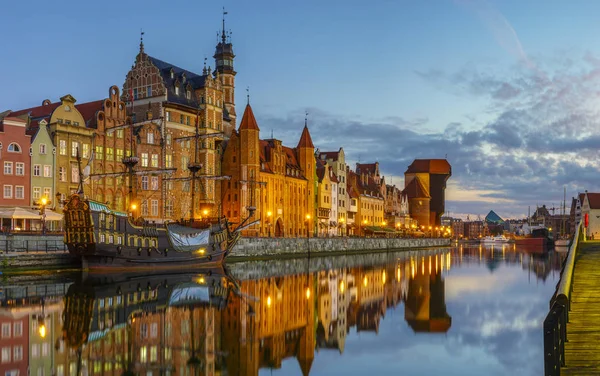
left=3, top=0, right=600, bottom=219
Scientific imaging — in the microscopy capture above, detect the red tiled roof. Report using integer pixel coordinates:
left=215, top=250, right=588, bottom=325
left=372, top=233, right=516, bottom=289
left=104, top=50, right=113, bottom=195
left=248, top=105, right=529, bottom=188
left=297, top=125, right=314, bottom=149
left=11, top=102, right=60, bottom=119
left=319, top=151, right=339, bottom=161
left=404, top=177, right=430, bottom=199
left=239, top=104, right=259, bottom=131
left=587, top=193, right=600, bottom=210
left=76, top=100, right=104, bottom=128
left=329, top=167, right=339, bottom=183
left=357, top=163, right=378, bottom=176
left=282, top=146, right=300, bottom=168
left=405, top=159, right=451, bottom=175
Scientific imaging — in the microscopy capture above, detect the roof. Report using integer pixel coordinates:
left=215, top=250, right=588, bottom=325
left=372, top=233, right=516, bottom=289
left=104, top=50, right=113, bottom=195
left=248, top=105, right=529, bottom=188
left=356, top=163, right=378, bottom=176
left=319, top=151, right=339, bottom=161
left=403, top=177, right=430, bottom=199
left=485, top=210, right=504, bottom=224
left=10, top=101, right=60, bottom=119
left=297, top=125, right=314, bottom=149
left=76, top=100, right=104, bottom=128
left=405, top=159, right=452, bottom=175
left=587, top=193, right=600, bottom=210
left=238, top=104, right=259, bottom=131
left=329, top=167, right=339, bottom=183
left=316, top=159, right=326, bottom=182
left=145, top=55, right=206, bottom=109
left=10, top=98, right=105, bottom=129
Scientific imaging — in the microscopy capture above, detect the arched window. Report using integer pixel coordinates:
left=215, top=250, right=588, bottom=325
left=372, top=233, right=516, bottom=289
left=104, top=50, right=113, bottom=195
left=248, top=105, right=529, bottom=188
left=7, top=143, right=21, bottom=153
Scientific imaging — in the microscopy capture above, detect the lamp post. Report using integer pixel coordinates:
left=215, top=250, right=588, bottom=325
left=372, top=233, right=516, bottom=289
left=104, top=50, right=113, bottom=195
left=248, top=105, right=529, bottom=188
left=362, top=219, right=368, bottom=237
left=39, top=197, right=48, bottom=235
left=306, top=214, right=311, bottom=238
left=339, top=217, right=345, bottom=237
left=267, top=211, right=272, bottom=237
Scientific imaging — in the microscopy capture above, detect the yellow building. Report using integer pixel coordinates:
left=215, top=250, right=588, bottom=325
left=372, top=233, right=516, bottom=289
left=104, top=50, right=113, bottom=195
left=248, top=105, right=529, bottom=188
left=348, top=170, right=385, bottom=235
left=221, top=104, right=316, bottom=237
left=316, top=159, right=332, bottom=236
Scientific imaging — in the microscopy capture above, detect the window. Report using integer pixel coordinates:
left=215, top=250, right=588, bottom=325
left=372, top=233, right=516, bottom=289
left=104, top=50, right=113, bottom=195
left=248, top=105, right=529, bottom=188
left=186, top=116, right=190, bottom=125
left=7, top=143, right=20, bottom=153
left=186, top=90, right=191, bottom=100
left=151, top=177, right=159, bottom=190
left=43, top=165, right=52, bottom=177
left=175, top=86, right=179, bottom=95
left=33, top=165, right=41, bottom=176
left=59, top=140, right=66, bottom=155
left=150, top=345, right=158, bottom=362
left=1, top=324, right=9, bottom=338
left=4, top=162, right=12, bottom=175
left=116, top=149, right=123, bottom=161
left=31, top=344, right=39, bottom=358
left=71, top=167, right=79, bottom=183
left=166, top=200, right=174, bottom=217
left=165, top=155, right=172, bottom=168
left=95, top=146, right=103, bottom=160
left=147, top=132, right=154, bottom=144
left=43, top=187, right=51, bottom=198
left=82, top=143, right=90, bottom=159
left=1, top=347, right=10, bottom=363
left=166, top=112, right=171, bottom=122
left=117, top=129, right=124, bottom=139
left=15, top=186, right=24, bottom=200
left=141, top=153, right=148, bottom=167
left=142, top=176, right=148, bottom=190
left=106, top=148, right=114, bottom=161
left=140, top=346, right=147, bottom=363
left=59, top=167, right=66, bottom=182
left=3, top=186, right=12, bottom=199
left=39, top=144, right=46, bottom=154
left=151, top=200, right=158, bottom=216
left=13, top=347, right=22, bottom=362
left=41, top=343, right=48, bottom=356
left=13, top=323, right=21, bottom=337
left=180, top=114, right=184, bottom=124
left=151, top=154, right=158, bottom=167
left=57, top=365, right=64, bottom=376
left=147, top=86, right=152, bottom=97
left=33, top=187, right=41, bottom=200
left=133, top=88, right=138, bottom=100
left=141, top=202, right=148, bottom=216
left=71, top=141, right=79, bottom=157
left=181, top=156, right=188, bottom=170
left=166, top=134, right=172, bottom=145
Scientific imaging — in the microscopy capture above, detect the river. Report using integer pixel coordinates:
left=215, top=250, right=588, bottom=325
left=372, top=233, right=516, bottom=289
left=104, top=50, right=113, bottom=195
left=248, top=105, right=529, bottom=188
left=0, top=244, right=563, bottom=376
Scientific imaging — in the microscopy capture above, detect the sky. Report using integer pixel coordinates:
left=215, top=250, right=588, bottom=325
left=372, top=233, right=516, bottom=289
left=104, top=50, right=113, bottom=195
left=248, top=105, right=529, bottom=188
left=3, top=0, right=600, bottom=219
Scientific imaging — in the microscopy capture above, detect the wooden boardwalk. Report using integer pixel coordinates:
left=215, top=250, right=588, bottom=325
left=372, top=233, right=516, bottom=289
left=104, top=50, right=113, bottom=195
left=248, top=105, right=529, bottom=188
left=562, top=241, right=600, bottom=375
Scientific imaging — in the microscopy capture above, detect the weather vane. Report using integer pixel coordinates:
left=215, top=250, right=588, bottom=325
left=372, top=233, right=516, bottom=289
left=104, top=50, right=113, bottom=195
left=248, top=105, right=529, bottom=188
left=246, top=86, right=250, bottom=105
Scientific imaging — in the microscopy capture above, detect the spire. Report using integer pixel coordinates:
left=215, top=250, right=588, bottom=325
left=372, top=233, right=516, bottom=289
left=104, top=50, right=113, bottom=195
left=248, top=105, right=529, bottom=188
left=221, top=7, right=228, bottom=44
left=246, top=86, right=250, bottom=105
left=239, top=103, right=259, bottom=131
left=297, top=115, right=314, bottom=149
left=139, top=29, right=145, bottom=54
left=203, top=57, right=207, bottom=75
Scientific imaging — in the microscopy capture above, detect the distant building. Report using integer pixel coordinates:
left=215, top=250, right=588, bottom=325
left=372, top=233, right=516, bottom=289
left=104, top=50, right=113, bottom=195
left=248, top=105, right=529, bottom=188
left=581, top=192, right=600, bottom=238
left=404, top=159, right=451, bottom=227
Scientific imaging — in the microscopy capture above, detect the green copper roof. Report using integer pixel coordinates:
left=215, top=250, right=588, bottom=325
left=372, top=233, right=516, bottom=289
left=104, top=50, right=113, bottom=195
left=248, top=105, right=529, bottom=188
left=88, top=201, right=127, bottom=217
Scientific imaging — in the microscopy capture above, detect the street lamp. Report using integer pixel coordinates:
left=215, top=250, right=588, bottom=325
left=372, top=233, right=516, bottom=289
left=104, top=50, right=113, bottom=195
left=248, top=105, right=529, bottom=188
left=39, top=196, right=48, bottom=235
left=305, top=214, right=311, bottom=238
left=339, top=217, right=345, bottom=237
left=267, top=211, right=272, bottom=237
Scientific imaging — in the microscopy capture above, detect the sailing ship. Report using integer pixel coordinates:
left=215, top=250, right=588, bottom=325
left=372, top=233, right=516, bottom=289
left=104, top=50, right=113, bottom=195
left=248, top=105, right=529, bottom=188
left=63, top=104, right=258, bottom=270
left=555, top=187, right=571, bottom=248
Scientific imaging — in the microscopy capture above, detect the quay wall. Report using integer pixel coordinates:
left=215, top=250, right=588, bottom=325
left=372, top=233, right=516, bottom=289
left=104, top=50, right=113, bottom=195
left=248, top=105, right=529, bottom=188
left=229, top=237, right=450, bottom=259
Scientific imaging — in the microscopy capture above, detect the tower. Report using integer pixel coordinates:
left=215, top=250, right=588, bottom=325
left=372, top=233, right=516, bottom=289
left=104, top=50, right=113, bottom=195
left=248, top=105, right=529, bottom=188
left=297, top=119, right=316, bottom=234
left=214, top=8, right=237, bottom=136
left=238, top=102, right=260, bottom=226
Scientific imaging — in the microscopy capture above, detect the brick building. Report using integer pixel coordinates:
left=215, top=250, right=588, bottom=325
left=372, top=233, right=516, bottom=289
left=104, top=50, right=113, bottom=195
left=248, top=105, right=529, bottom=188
left=0, top=115, right=31, bottom=214
left=404, top=159, right=451, bottom=227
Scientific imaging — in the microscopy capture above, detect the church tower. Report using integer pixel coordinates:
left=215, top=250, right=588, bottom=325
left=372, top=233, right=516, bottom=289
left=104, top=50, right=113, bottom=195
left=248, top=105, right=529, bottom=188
left=297, top=119, right=316, bottom=235
left=238, top=101, right=260, bottom=231
left=214, top=8, right=237, bottom=136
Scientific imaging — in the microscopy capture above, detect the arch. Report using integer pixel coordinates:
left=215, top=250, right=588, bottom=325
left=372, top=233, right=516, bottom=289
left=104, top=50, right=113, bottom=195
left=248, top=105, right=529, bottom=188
left=275, top=218, right=284, bottom=238
left=110, top=85, right=120, bottom=98
left=7, top=143, right=21, bottom=153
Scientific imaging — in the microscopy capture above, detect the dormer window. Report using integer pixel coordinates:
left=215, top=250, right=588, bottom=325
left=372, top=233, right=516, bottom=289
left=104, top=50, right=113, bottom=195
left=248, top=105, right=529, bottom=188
left=170, top=69, right=174, bottom=79
left=186, top=90, right=191, bottom=100
left=175, top=86, right=180, bottom=95
left=181, top=73, right=186, bottom=84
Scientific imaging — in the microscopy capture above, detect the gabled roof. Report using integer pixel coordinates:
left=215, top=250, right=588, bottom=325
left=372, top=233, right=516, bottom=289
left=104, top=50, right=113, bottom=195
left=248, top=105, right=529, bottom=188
left=316, top=158, right=327, bottom=182
left=319, top=151, right=339, bottom=161
left=356, top=163, right=378, bottom=176
left=10, top=102, right=60, bottom=120
left=76, top=100, right=105, bottom=128
left=147, top=55, right=206, bottom=109
left=329, top=167, right=339, bottom=183
left=404, top=177, right=430, bottom=199
left=297, top=125, right=314, bottom=149
left=405, top=159, right=452, bottom=175
left=238, top=104, right=259, bottom=131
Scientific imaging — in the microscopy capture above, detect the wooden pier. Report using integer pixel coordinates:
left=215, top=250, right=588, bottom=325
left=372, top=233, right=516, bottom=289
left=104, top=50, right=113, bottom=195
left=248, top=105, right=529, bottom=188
left=560, top=241, right=600, bottom=375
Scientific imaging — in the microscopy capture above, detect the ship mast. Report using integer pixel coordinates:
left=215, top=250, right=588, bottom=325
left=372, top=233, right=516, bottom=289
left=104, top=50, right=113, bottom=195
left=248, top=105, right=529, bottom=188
left=188, top=110, right=202, bottom=220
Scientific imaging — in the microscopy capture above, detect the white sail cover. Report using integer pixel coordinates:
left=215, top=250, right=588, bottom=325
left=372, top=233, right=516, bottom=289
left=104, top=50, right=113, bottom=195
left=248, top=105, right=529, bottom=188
left=166, top=224, right=210, bottom=252
left=168, top=283, right=210, bottom=306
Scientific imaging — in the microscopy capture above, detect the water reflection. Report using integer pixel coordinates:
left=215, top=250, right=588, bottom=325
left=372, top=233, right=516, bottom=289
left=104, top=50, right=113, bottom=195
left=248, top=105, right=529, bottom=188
left=0, top=247, right=564, bottom=376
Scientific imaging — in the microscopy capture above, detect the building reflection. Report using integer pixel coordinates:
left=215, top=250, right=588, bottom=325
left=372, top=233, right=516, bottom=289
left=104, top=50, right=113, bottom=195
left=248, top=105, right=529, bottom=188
left=0, top=246, right=564, bottom=376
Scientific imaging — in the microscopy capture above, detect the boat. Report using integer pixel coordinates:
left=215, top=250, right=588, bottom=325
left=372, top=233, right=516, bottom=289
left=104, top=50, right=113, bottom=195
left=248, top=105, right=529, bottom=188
left=480, top=235, right=511, bottom=244
left=515, top=227, right=552, bottom=250
left=62, top=105, right=258, bottom=270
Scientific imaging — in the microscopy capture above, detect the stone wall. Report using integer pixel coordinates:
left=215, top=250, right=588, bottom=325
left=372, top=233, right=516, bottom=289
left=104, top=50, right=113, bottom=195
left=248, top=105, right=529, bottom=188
left=230, top=237, right=450, bottom=259
left=0, top=234, right=66, bottom=252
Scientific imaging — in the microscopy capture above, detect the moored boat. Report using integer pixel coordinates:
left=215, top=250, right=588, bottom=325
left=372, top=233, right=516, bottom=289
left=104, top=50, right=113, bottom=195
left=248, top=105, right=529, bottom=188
left=63, top=194, right=251, bottom=270
left=480, top=235, right=511, bottom=244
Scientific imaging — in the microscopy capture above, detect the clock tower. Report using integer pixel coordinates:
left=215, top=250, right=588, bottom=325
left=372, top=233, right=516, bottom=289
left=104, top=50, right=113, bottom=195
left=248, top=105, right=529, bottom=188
left=214, top=9, right=237, bottom=136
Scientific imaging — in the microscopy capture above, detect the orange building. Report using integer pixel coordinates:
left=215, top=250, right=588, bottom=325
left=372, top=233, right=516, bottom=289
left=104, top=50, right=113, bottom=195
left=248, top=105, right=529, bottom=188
left=221, top=104, right=316, bottom=237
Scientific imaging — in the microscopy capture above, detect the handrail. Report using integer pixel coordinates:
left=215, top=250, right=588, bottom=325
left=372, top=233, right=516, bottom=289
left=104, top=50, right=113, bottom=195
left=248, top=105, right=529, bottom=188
left=544, top=221, right=583, bottom=376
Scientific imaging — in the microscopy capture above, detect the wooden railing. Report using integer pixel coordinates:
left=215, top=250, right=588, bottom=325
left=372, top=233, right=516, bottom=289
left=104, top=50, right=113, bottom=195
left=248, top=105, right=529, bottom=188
left=544, top=221, right=583, bottom=376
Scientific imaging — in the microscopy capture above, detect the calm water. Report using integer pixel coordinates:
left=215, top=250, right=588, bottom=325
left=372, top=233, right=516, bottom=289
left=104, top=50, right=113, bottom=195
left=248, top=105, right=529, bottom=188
left=0, top=245, right=563, bottom=376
